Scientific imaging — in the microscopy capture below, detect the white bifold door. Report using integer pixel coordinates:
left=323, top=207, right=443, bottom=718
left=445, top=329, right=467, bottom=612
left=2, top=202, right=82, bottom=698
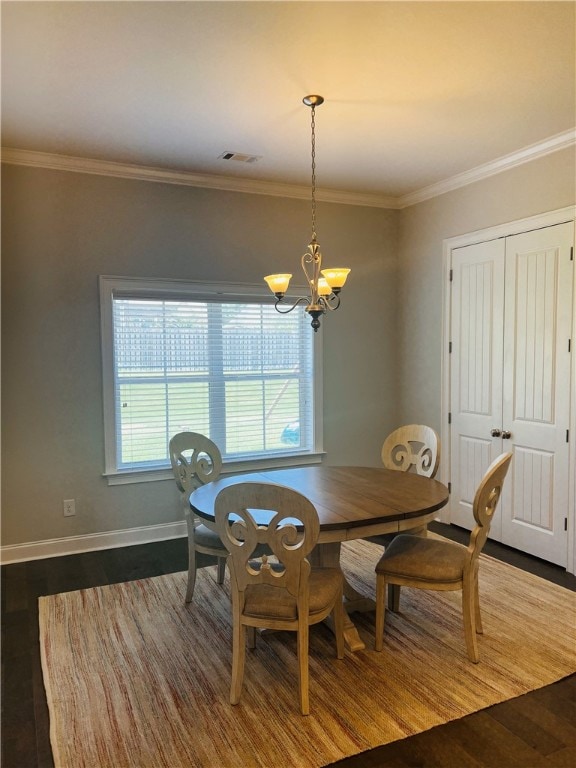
left=449, top=222, right=574, bottom=566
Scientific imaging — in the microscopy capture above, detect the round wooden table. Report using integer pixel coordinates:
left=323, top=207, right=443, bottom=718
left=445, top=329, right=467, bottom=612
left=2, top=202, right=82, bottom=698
left=190, top=465, right=449, bottom=651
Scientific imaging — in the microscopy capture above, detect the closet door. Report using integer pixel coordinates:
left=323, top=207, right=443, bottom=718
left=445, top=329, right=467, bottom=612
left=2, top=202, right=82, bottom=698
left=449, top=221, right=574, bottom=566
left=500, top=223, right=573, bottom=565
left=449, top=238, right=506, bottom=537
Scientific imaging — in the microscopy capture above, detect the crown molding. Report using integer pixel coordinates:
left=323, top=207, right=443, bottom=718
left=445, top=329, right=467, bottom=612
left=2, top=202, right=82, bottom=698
left=397, top=128, right=576, bottom=208
left=2, top=128, right=574, bottom=211
left=0, top=147, right=399, bottom=209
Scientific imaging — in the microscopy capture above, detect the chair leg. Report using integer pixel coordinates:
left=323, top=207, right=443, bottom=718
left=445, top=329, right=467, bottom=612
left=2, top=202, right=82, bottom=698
left=388, top=584, right=400, bottom=612
left=217, top=556, right=226, bottom=585
left=473, top=567, right=483, bottom=634
left=375, top=574, right=387, bottom=651
left=247, top=626, right=256, bottom=650
left=297, top=621, right=310, bottom=715
left=332, top=586, right=345, bottom=660
left=462, top=576, right=479, bottom=663
left=230, top=612, right=246, bottom=705
left=185, top=551, right=197, bottom=603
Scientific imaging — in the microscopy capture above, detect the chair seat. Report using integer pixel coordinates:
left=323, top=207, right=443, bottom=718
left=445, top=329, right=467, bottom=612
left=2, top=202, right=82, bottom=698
left=376, top=535, right=468, bottom=583
left=243, top=567, right=343, bottom=620
left=194, top=523, right=228, bottom=551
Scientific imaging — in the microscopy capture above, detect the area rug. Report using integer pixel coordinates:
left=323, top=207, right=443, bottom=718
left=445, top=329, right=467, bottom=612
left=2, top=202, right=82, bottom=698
left=39, top=539, right=576, bottom=768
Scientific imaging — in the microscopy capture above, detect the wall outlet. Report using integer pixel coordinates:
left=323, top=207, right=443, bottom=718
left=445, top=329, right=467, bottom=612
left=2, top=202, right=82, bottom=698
left=63, top=499, right=76, bottom=517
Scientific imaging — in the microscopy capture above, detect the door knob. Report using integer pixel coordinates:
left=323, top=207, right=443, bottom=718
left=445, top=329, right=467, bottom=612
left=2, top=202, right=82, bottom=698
left=502, top=430, right=512, bottom=440
left=490, top=428, right=502, bottom=437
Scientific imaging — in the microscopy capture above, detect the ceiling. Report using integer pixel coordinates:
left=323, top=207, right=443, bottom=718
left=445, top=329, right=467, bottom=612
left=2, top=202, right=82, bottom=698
left=2, top=1, right=575, bottom=207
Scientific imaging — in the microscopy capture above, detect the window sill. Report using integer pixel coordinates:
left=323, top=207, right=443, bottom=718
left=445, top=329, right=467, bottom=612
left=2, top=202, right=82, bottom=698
left=103, top=451, right=326, bottom=486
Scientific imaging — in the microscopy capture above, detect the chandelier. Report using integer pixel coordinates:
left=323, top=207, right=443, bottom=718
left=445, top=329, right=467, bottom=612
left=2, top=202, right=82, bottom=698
left=264, top=95, right=350, bottom=332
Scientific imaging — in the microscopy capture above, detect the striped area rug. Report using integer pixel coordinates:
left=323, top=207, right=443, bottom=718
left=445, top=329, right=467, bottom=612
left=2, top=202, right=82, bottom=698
left=39, top=539, right=576, bottom=768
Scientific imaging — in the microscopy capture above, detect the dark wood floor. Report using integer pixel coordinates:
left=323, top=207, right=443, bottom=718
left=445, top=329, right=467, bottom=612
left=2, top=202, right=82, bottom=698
left=2, top=522, right=575, bottom=768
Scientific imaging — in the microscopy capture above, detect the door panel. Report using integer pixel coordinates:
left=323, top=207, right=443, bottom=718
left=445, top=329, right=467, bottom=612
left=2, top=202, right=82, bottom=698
left=450, top=239, right=505, bottom=535
left=452, top=435, right=493, bottom=527
left=500, top=223, right=573, bottom=565
left=512, top=446, right=554, bottom=529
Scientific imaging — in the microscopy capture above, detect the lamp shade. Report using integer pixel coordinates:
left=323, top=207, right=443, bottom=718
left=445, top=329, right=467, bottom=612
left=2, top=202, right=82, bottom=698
left=264, top=274, right=292, bottom=294
left=321, top=268, right=351, bottom=289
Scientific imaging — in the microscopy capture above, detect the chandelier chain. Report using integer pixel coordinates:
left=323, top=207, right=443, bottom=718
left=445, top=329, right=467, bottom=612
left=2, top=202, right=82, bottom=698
left=311, top=104, right=317, bottom=242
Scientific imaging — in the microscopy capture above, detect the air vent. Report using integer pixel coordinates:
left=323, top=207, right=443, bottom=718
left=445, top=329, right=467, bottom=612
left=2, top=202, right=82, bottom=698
left=218, top=151, right=261, bottom=163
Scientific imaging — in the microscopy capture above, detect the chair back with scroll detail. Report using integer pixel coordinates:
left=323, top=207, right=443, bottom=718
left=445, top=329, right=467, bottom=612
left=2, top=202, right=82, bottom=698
left=374, top=452, right=512, bottom=663
left=169, top=431, right=228, bottom=603
left=215, top=481, right=345, bottom=715
left=381, top=424, right=440, bottom=478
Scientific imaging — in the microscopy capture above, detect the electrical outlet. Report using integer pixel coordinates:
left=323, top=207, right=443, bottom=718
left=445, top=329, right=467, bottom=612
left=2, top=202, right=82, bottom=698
left=63, top=499, right=76, bottom=517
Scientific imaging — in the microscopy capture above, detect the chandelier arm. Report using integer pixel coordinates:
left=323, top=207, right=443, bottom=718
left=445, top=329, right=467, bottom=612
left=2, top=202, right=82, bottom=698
left=302, top=245, right=321, bottom=305
left=274, top=296, right=310, bottom=314
left=320, top=293, right=342, bottom=311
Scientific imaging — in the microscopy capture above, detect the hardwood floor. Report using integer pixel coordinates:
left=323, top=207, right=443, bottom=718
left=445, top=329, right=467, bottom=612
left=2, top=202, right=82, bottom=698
left=2, top=523, right=575, bottom=768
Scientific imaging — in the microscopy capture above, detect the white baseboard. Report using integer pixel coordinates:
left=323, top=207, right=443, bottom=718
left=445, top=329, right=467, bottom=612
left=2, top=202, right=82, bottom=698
left=0, top=521, right=187, bottom=564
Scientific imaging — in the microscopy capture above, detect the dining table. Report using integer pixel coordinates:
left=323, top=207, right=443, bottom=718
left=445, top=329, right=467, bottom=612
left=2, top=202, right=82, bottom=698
left=190, top=465, right=449, bottom=651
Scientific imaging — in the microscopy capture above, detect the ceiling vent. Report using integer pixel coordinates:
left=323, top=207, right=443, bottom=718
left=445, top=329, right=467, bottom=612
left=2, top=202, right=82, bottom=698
left=218, top=151, right=261, bottom=163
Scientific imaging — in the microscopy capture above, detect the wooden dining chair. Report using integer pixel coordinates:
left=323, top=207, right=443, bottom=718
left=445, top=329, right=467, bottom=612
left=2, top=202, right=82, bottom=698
left=366, top=424, right=440, bottom=556
left=169, top=431, right=228, bottom=603
left=374, top=452, right=512, bottom=663
left=215, top=481, right=345, bottom=715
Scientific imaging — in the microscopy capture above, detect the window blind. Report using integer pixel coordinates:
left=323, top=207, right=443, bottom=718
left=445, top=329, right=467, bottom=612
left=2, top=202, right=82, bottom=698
left=111, top=295, right=314, bottom=470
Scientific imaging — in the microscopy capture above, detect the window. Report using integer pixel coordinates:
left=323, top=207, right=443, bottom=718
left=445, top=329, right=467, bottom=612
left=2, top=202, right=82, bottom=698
left=100, top=276, right=322, bottom=483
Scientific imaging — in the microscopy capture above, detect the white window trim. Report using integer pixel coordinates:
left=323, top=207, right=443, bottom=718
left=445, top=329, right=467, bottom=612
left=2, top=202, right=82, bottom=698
left=99, top=275, right=324, bottom=485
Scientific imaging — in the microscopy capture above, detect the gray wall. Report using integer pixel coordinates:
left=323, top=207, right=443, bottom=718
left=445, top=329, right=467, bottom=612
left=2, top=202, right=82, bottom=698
left=1, top=166, right=398, bottom=546
left=396, top=147, right=576, bottom=433
left=3, top=148, right=574, bottom=548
